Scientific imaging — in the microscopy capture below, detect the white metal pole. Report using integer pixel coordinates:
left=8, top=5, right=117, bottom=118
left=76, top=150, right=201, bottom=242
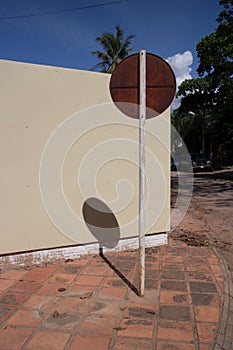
left=139, top=50, right=146, bottom=297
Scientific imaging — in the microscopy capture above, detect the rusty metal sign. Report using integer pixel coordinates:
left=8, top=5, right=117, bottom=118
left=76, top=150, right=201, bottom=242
left=110, top=52, right=176, bottom=118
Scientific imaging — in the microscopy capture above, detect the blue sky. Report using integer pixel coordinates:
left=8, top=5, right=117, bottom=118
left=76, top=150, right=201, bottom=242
left=0, top=0, right=221, bottom=81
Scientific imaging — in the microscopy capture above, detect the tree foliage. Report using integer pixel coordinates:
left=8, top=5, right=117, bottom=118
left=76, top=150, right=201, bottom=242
left=91, top=25, right=135, bottom=73
left=197, top=0, right=233, bottom=81
left=174, top=0, right=233, bottom=166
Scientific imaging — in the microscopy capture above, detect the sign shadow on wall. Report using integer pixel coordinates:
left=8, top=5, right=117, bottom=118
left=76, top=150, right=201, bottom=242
left=82, top=197, right=138, bottom=295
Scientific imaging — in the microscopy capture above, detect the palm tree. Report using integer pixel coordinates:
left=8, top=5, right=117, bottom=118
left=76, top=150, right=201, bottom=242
left=91, top=25, right=135, bottom=73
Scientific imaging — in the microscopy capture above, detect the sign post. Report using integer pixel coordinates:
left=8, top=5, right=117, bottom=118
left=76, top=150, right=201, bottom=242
left=109, top=52, right=176, bottom=297
left=139, top=50, right=146, bottom=296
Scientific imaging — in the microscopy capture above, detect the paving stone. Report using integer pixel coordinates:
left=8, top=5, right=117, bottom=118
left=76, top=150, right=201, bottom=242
left=199, top=344, right=212, bottom=350
left=104, top=277, right=126, bottom=288
left=43, top=312, right=80, bottom=330
left=191, top=293, right=220, bottom=307
left=133, top=274, right=158, bottom=290
left=207, top=257, right=219, bottom=266
left=160, top=291, right=189, bottom=304
left=162, top=263, right=185, bottom=271
left=188, top=272, right=213, bottom=281
left=214, top=274, right=224, bottom=285
left=146, top=264, right=159, bottom=273
left=69, top=284, right=97, bottom=296
left=24, top=330, right=70, bottom=350
left=22, top=269, right=53, bottom=282
left=115, top=258, right=137, bottom=267
left=194, top=306, right=220, bottom=322
left=163, top=256, right=183, bottom=263
left=111, top=262, right=136, bottom=271
left=0, top=270, right=26, bottom=280
left=157, top=342, right=196, bottom=350
left=197, top=322, right=216, bottom=343
left=65, top=258, right=89, bottom=266
left=111, top=268, right=134, bottom=279
left=186, top=262, right=211, bottom=273
left=161, top=280, right=187, bottom=291
left=22, top=294, right=58, bottom=312
left=188, top=247, right=214, bottom=257
left=117, top=318, right=154, bottom=338
left=0, top=279, right=16, bottom=291
left=99, top=286, right=127, bottom=299
left=115, top=253, right=136, bottom=260
left=126, top=289, right=159, bottom=305
left=0, top=305, right=14, bottom=322
left=58, top=265, right=83, bottom=275
left=36, top=264, right=60, bottom=273
left=89, top=299, right=124, bottom=316
left=123, top=304, right=156, bottom=319
left=173, top=294, right=188, bottom=303
left=161, top=271, right=185, bottom=280
left=210, top=264, right=222, bottom=275
left=79, top=315, right=117, bottom=336
left=75, top=275, right=104, bottom=286
left=89, top=257, right=108, bottom=267
left=165, top=248, right=188, bottom=257
left=0, top=291, right=30, bottom=307
left=215, top=275, right=224, bottom=292
left=6, top=309, right=42, bottom=328
left=186, top=257, right=207, bottom=264
left=145, top=268, right=158, bottom=279
left=0, top=327, right=33, bottom=350
left=157, top=321, right=194, bottom=341
left=48, top=273, right=76, bottom=284
left=159, top=305, right=190, bottom=321
left=36, top=282, right=69, bottom=295
left=51, top=296, right=90, bottom=315
left=145, top=278, right=159, bottom=290
left=114, top=337, right=152, bottom=349
left=68, top=334, right=111, bottom=350
left=82, top=266, right=109, bottom=276
left=189, top=282, right=217, bottom=293
left=9, top=280, right=41, bottom=293
left=145, top=255, right=159, bottom=263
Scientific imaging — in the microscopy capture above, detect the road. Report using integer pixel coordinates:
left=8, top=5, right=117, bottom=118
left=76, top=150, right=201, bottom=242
left=191, top=167, right=233, bottom=277
left=171, top=167, right=233, bottom=280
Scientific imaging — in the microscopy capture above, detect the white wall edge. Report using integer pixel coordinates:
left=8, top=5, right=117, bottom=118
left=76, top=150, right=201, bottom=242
left=0, top=233, right=167, bottom=269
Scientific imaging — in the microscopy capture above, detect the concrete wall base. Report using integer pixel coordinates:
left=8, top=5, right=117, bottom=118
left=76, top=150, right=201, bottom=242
left=0, top=233, right=167, bottom=269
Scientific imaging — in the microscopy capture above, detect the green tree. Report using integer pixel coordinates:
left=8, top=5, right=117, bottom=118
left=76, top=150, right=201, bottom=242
left=197, top=0, right=233, bottom=159
left=176, top=77, right=218, bottom=159
left=175, top=0, right=233, bottom=166
left=197, top=0, right=233, bottom=82
left=91, top=25, right=135, bottom=73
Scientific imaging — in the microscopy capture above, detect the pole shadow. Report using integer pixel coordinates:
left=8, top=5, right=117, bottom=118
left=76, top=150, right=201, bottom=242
left=99, top=247, right=139, bottom=296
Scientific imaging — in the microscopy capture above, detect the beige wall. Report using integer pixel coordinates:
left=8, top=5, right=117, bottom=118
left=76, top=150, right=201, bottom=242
left=0, top=60, right=170, bottom=254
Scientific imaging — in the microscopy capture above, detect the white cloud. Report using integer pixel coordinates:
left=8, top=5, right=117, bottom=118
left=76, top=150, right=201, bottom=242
left=166, top=51, right=193, bottom=110
left=167, top=50, right=193, bottom=86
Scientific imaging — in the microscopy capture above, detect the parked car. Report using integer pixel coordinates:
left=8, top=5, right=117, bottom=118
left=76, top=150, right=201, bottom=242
left=190, top=153, right=213, bottom=172
left=171, top=156, right=192, bottom=172
left=171, top=157, right=177, bottom=171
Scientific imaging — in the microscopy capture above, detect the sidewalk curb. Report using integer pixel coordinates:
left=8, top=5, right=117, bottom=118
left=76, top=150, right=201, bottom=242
left=212, top=246, right=233, bottom=350
left=193, top=210, right=233, bottom=349
left=185, top=205, right=233, bottom=349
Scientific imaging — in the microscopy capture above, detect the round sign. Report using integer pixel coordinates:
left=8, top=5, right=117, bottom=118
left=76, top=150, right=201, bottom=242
left=109, top=52, right=176, bottom=119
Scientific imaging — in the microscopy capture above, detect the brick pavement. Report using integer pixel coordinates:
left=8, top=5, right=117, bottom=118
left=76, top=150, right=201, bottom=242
left=0, top=220, right=232, bottom=349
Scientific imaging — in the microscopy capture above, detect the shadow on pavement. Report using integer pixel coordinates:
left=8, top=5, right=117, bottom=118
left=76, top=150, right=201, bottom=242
left=99, top=247, right=139, bottom=296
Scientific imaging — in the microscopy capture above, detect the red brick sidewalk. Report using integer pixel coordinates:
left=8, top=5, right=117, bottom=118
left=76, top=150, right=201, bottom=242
left=0, top=224, right=227, bottom=350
